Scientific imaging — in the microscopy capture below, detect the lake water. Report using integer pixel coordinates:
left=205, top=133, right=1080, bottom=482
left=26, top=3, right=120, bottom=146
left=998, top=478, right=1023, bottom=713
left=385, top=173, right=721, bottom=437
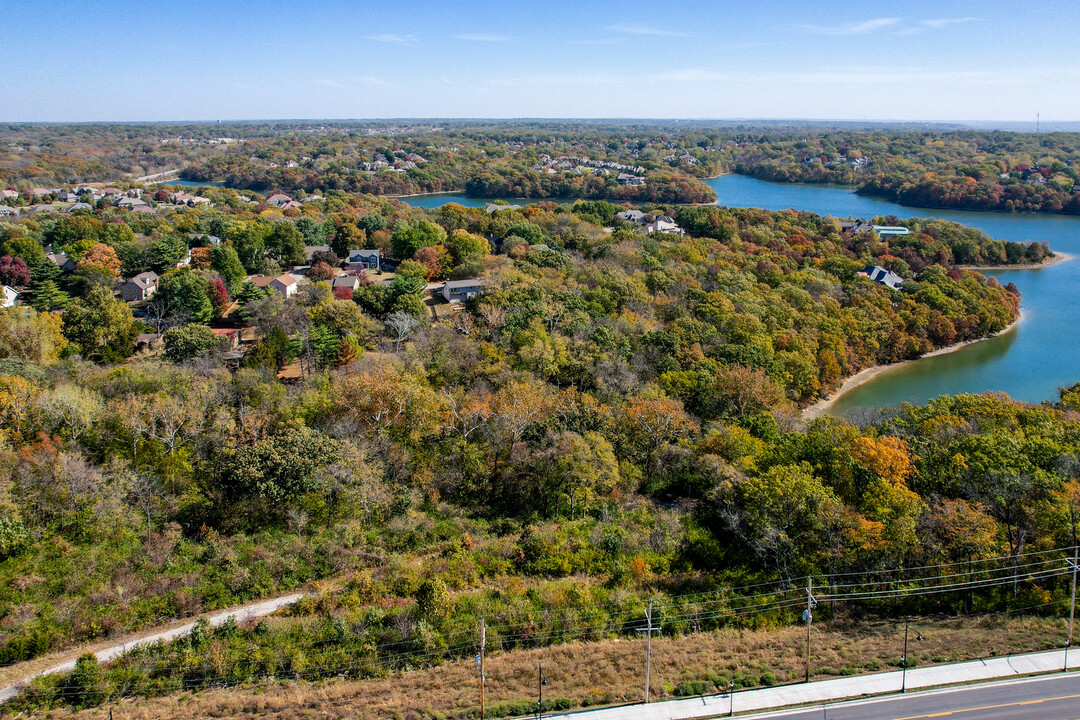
left=400, top=176, right=1080, bottom=413
left=703, top=174, right=1080, bottom=415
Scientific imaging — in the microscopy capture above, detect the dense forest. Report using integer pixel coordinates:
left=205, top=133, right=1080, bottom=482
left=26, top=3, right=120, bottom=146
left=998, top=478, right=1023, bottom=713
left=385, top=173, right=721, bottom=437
left=0, top=168, right=1073, bottom=714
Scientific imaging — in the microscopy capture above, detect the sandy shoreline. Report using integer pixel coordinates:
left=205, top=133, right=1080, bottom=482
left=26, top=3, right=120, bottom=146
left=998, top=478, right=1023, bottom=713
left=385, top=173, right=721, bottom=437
left=801, top=313, right=1024, bottom=421
left=959, top=252, right=1073, bottom=272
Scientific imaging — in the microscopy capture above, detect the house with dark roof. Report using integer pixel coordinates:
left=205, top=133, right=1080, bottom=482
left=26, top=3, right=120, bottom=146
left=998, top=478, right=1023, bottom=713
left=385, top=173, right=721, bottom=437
left=47, top=252, right=77, bottom=273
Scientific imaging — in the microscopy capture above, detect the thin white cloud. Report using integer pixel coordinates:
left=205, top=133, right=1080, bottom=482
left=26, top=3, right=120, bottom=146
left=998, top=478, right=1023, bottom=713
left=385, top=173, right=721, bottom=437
left=568, top=38, right=622, bottom=46
left=365, top=33, right=417, bottom=45
left=456, top=33, right=509, bottom=42
left=440, top=77, right=455, bottom=86
left=799, top=18, right=901, bottom=35
left=920, top=17, right=980, bottom=28
left=607, top=23, right=689, bottom=37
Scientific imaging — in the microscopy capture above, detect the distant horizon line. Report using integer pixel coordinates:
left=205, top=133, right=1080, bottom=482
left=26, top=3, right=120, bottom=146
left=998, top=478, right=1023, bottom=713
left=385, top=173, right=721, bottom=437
left=2, top=117, right=1077, bottom=128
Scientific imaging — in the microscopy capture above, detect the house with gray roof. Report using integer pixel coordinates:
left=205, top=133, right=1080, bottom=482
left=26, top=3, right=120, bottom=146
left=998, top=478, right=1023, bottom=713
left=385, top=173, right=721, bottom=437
left=442, top=278, right=486, bottom=303
left=120, top=271, right=160, bottom=302
left=347, top=249, right=380, bottom=272
left=859, top=265, right=904, bottom=291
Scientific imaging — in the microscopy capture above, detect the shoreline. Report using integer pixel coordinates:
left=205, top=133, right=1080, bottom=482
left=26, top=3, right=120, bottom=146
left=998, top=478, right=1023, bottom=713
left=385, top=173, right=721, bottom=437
left=960, top=251, right=1074, bottom=272
left=801, top=312, right=1024, bottom=421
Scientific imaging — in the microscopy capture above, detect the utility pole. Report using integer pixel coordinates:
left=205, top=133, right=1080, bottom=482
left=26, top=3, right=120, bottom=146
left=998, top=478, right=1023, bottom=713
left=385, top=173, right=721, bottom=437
left=902, top=621, right=909, bottom=693
left=537, top=663, right=548, bottom=720
left=1067, top=547, right=1078, bottom=672
left=636, top=600, right=661, bottom=703
left=804, top=577, right=817, bottom=683
left=480, top=616, right=487, bottom=720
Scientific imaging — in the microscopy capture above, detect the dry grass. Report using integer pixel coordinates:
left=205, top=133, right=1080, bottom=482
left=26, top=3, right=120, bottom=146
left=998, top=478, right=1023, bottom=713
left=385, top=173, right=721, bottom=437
left=45, top=613, right=1068, bottom=720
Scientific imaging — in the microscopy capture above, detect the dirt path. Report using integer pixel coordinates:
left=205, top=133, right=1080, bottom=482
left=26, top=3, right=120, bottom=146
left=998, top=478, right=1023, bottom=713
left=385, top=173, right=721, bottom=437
left=0, top=592, right=305, bottom=704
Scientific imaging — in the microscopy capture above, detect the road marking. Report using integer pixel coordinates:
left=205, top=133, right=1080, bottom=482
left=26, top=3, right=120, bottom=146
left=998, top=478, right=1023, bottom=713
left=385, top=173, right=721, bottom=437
left=891, top=692, right=1080, bottom=719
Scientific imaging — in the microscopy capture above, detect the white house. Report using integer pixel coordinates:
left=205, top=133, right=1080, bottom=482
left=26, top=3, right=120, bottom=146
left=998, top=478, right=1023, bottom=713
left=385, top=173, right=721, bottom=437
left=2, top=286, right=19, bottom=308
left=859, top=265, right=904, bottom=291
left=270, top=274, right=301, bottom=299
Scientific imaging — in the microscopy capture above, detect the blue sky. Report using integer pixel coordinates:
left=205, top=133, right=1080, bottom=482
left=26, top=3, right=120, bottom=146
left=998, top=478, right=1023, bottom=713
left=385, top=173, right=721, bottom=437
left=2, top=0, right=1078, bottom=123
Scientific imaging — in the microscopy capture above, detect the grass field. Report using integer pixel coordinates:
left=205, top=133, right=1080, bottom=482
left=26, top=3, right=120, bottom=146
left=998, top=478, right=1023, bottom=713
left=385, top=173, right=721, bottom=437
left=41, top=612, right=1069, bottom=720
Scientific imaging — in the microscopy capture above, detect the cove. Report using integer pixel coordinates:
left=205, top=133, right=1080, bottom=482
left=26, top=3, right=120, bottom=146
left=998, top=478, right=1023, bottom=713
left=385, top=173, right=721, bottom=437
left=703, top=174, right=1080, bottom=416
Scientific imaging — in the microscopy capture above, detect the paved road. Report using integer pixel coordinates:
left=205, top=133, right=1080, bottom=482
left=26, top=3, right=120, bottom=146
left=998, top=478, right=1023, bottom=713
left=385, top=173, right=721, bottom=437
left=747, top=673, right=1080, bottom=720
left=547, top=649, right=1080, bottom=720
left=0, top=592, right=305, bottom=703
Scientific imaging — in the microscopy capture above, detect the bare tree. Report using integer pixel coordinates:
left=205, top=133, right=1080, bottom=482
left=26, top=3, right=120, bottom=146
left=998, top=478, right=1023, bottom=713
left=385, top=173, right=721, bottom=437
left=385, top=311, right=419, bottom=351
left=128, top=471, right=162, bottom=543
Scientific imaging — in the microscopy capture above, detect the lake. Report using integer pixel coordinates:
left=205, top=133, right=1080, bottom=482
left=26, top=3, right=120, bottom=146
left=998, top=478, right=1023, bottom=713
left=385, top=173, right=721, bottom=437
left=703, top=174, right=1080, bottom=415
left=401, top=176, right=1080, bottom=414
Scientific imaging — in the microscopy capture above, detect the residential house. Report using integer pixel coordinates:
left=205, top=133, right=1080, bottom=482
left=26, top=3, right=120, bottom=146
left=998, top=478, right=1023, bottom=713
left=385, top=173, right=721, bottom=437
left=46, top=252, right=77, bottom=273
left=270, top=274, right=301, bottom=299
left=304, top=244, right=332, bottom=263
left=442, top=278, right=486, bottom=303
left=210, top=327, right=240, bottom=351
left=858, top=265, right=904, bottom=291
left=27, top=188, right=51, bottom=198
left=280, top=200, right=303, bottom=210
left=644, top=217, right=685, bottom=236
left=615, top=209, right=647, bottom=223
left=616, top=173, right=646, bottom=186
left=2, top=286, right=19, bottom=308
left=301, top=194, right=325, bottom=204
left=485, top=203, right=522, bottom=213
left=66, top=202, right=94, bottom=212
left=132, top=205, right=155, bottom=214
left=0, top=189, right=17, bottom=200
left=332, top=275, right=361, bottom=292
left=0, top=206, right=15, bottom=217
left=266, top=193, right=292, bottom=207
left=347, top=249, right=380, bottom=272
left=872, top=225, right=911, bottom=237
left=120, top=271, right=159, bottom=302
left=115, top=196, right=147, bottom=209
left=839, top=220, right=876, bottom=236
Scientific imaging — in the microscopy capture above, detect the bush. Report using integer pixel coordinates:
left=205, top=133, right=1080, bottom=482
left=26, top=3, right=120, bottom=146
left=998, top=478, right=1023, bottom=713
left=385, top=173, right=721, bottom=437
left=0, top=515, right=30, bottom=559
